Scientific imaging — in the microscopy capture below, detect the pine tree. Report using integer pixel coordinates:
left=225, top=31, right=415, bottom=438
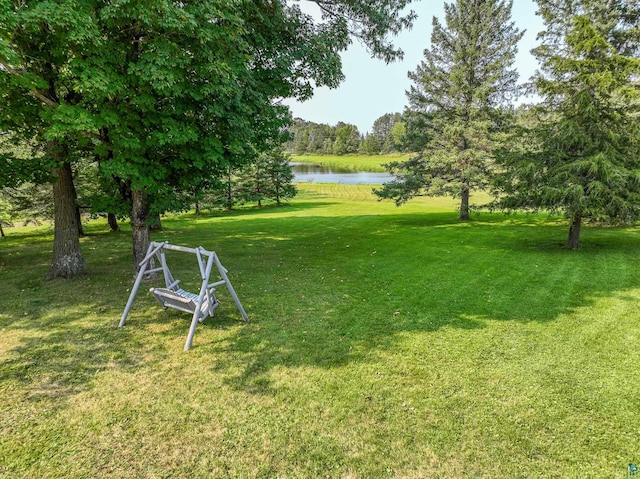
left=238, top=154, right=270, bottom=207
left=493, top=2, right=640, bottom=249
left=263, top=148, right=297, bottom=206
left=375, top=0, right=523, bottom=220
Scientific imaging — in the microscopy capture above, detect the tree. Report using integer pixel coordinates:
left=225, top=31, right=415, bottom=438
left=1, top=0, right=416, bottom=274
left=0, top=13, right=87, bottom=277
left=294, top=128, right=311, bottom=155
left=371, top=113, right=396, bottom=153
left=262, top=147, right=298, bottom=206
left=333, top=122, right=361, bottom=155
left=374, top=0, right=523, bottom=220
left=239, top=156, right=270, bottom=208
left=238, top=145, right=297, bottom=207
left=388, top=121, right=408, bottom=152
left=493, top=5, right=640, bottom=249
left=0, top=134, right=51, bottom=234
left=365, top=112, right=407, bottom=154
left=0, top=182, right=52, bottom=230
left=361, top=134, right=383, bottom=155
left=208, top=165, right=244, bottom=211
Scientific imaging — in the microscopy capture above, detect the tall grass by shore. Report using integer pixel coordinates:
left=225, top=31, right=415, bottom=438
left=2, top=183, right=640, bottom=478
left=291, top=153, right=411, bottom=172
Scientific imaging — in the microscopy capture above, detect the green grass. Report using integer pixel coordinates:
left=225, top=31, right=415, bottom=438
left=291, top=153, right=411, bottom=172
left=2, top=183, right=640, bottom=478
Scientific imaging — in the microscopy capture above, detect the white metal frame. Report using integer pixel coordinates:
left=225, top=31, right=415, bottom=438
left=119, top=241, right=249, bottom=350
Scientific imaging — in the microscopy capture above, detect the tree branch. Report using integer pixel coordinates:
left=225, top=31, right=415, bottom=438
left=0, top=60, right=58, bottom=108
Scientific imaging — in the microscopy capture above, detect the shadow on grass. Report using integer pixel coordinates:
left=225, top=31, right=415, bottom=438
left=3, top=207, right=640, bottom=400
left=190, top=211, right=640, bottom=394
left=171, top=200, right=339, bottom=222
left=0, top=306, right=145, bottom=407
left=1, top=234, right=153, bottom=408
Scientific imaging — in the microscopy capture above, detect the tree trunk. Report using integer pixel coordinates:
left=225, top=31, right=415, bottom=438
left=225, top=169, right=234, bottom=210
left=70, top=153, right=84, bottom=237
left=148, top=212, right=162, bottom=231
left=76, top=205, right=84, bottom=236
left=567, top=215, right=582, bottom=249
left=47, top=158, right=86, bottom=279
left=131, top=189, right=151, bottom=274
left=107, top=213, right=120, bottom=232
left=0, top=223, right=5, bottom=238
left=459, top=183, right=470, bottom=221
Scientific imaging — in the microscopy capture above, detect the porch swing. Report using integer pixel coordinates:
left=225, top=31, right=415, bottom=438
left=119, top=241, right=249, bottom=350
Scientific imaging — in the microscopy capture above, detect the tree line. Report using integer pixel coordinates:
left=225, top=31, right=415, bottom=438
left=285, top=113, right=410, bottom=156
left=0, top=139, right=297, bottom=237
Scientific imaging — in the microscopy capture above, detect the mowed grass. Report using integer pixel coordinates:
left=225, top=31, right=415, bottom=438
left=2, top=183, right=640, bottom=478
left=292, top=154, right=411, bottom=172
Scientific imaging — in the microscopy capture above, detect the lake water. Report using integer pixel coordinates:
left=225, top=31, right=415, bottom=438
left=290, top=162, right=395, bottom=185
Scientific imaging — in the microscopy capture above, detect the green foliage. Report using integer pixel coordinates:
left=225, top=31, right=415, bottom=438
left=536, top=0, right=640, bottom=57
left=1, top=0, right=416, bottom=270
left=493, top=7, right=640, bottom=248
left=0, top=133, right=49, bottom=188
left=287, top=114, right=409, bottom=156
left=360, top=134, right=383, bottom=155
left=203, top=166, right=245, bottom=212
left=259, top=147, right=298, bottom=206
left=0, top=133, right=53, bottom=231
left=388, top=121, right=407, bottom=152
left=1, top=0, right=417, bottom=197
left=203, top=146, right=297, bottom=210
left=333, top=122, right=361, bottom=155
left=368, top=112, right=407, bottom=154
left=375, top=0, right=523, bottom=219
left=0, top=183, right=53, bottom=227
left=286, top=119, right=362, bottom=156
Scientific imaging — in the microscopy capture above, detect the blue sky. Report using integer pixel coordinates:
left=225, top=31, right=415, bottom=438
left=284, top=0, right=545, bottom=133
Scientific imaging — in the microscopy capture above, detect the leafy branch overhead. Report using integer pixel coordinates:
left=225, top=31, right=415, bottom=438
left=311, top=0, right=417, bottom=62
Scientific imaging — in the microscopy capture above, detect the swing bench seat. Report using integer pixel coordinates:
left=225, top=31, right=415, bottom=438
left=120, top=241, right=249, bottom=351
left=150, top=286, right=219, bottom=322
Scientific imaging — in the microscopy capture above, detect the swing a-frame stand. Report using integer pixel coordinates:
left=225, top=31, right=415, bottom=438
left=119, top=241, right=249, bottom=350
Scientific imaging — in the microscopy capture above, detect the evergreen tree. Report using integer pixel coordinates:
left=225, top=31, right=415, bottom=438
left=375, top=0, right=523, bottom=220
left=366, top=112, right=406, bottom=153
left=207, top=166, right=245, bottom=211
left=294, top=128, right=311, bottom=155
left=0, top=134, right=54, bottom=237
left=240, top=145, right=297, bottom=206
left=493, top=4, right=640, bottom=249
left=263, top=148, right=297, bottom=206
left=371, top=113, right=396, bottom=153
left=239, top=154, right=270, bottom=207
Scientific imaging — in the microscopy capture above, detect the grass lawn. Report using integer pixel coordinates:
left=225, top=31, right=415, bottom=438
left=291, top=154, right=411, bottom=172
left=2, top=183, right=640, bottom=478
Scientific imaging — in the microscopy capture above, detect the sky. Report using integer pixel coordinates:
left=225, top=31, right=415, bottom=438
left=284, top=0, right=545, bottom=133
